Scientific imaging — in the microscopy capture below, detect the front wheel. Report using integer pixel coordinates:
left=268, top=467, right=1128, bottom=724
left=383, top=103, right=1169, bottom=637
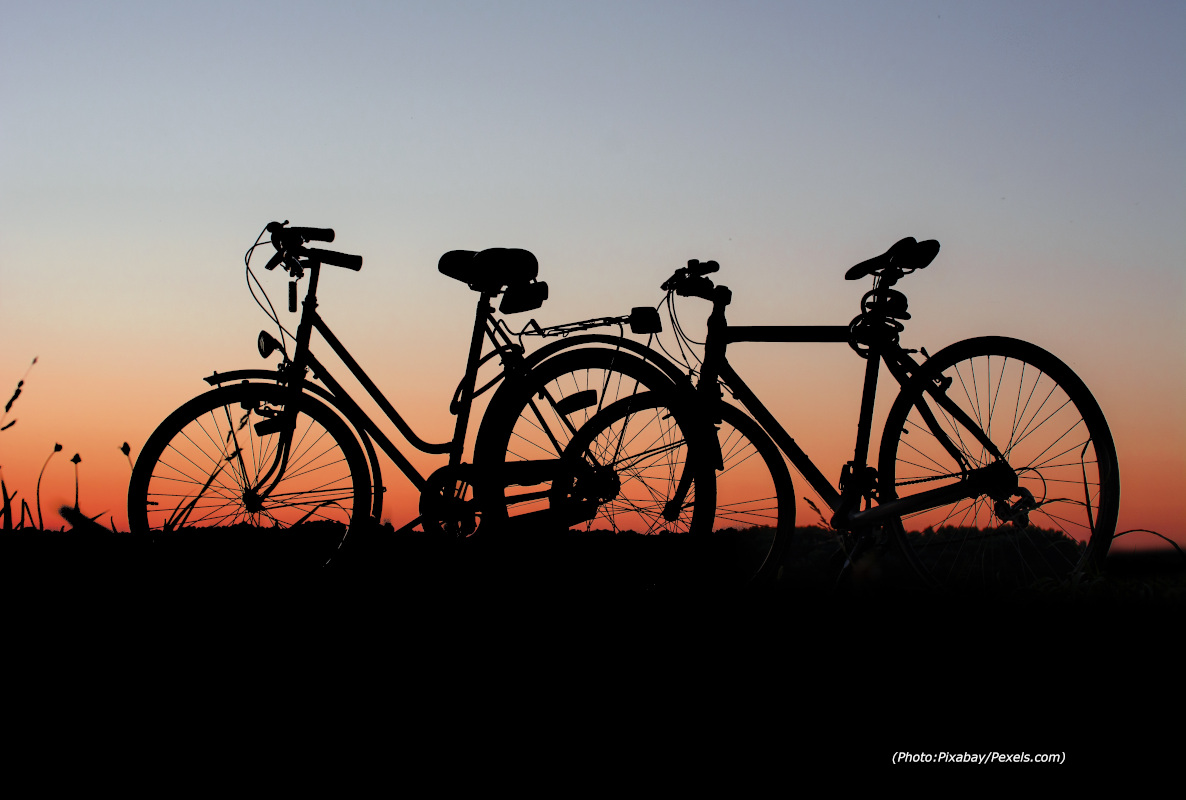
left=128, top=382, right=371, bottom=569
left=878, top=337, right=1120, bottom=591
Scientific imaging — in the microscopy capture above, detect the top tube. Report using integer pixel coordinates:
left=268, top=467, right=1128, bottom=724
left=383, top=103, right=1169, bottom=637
left=726, top=326, right=850, bottom=344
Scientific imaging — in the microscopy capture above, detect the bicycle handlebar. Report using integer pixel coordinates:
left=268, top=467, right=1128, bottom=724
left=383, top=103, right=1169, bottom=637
left=265, top=221, right=362, bottom=272
left=661, top=259, right=720, bottom=299
left=305, top=247, right=363, bottom=271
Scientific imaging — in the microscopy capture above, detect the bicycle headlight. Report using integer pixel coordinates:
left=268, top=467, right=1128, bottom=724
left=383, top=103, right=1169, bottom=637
left=258, top=330, right=281, bottom=359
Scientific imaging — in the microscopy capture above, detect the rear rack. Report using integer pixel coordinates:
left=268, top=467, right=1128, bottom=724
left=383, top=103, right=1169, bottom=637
left=517, top=306, right=663, bottom=338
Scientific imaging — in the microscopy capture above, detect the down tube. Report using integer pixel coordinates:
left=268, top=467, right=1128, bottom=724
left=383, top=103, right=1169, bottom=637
left=718, top=362, right=841, bottom=511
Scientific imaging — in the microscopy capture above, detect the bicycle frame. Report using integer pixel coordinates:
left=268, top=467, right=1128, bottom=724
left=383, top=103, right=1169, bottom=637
left=697, top=294, right=1017, bottom=533
left=205, top=261, right=531, bottom=526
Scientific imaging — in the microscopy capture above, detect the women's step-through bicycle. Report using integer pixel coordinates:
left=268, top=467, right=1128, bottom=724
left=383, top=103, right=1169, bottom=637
left=127, top=222, right=718, bottom=572
left=646, top=237, right=1120, bottom=590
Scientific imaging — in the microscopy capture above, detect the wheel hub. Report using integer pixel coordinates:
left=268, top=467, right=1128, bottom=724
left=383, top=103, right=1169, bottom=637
left=994, top=487, right=1037, bottom=529
left=242, top=488, right=265, bottom=514
left=575, top=464, right=620, bottom=505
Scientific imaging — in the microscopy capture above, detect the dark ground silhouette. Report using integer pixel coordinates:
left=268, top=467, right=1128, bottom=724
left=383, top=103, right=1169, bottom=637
left=1, top=513, right=1180, bottom=782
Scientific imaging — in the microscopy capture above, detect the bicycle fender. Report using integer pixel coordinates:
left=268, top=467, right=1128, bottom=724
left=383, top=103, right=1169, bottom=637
left=519, top=333, right=692, bottom=387
left=203, top=369, right=341, bottom=407
left=204, top=368, right=284, bottom=386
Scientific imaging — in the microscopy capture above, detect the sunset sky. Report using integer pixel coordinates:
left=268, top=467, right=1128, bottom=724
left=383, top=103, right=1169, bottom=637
left=2, top=1, right=1182, bottom=549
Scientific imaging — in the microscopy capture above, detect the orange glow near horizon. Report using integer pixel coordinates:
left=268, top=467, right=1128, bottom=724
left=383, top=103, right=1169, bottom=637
left=2, top=324, right=1180, bottom=554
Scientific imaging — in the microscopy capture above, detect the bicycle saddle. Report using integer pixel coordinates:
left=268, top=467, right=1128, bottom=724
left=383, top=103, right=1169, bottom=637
left=439, top=248, right=539, bottom=294
left=845, top=237, right=940, bottom=280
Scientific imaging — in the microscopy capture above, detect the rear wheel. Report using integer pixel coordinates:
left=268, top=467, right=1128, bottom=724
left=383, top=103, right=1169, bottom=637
left=128, top=382, right=370, bottom=569
left=878, top=337, right=1119, bottom=591
left=474, top=347, right=704, bottom=535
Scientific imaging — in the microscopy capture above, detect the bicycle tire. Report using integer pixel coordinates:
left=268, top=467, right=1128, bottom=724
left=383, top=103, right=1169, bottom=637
left=128, top=382, right=371, bottom=569
left=878, top=336, right=1120, bottom=591
left=473, top=347, right=709, bottom=536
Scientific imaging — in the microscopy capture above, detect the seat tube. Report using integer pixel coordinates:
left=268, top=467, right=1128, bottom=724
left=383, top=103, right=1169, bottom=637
left=450, top=293, right=494, bottom=465
left=851, top=350, right=881, bottom=469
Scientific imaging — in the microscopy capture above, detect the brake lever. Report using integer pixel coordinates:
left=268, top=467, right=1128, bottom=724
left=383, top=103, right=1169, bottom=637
left=660, top=271, right=684, bottom=292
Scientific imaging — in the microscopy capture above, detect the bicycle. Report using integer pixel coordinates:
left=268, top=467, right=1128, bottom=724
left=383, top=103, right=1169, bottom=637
left=648, top=237, right=1120, bottom=591
left=127, top=222, right=712, bottom=570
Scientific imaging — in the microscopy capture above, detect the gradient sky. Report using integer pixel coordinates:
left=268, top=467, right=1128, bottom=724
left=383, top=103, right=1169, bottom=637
left=2, top=0, right=1182, bottom=548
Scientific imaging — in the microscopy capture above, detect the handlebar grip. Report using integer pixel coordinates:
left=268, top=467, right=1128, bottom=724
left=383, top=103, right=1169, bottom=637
left=290, top=227, right=335, bottom=243
left=305, top=247, right=363, bottom=271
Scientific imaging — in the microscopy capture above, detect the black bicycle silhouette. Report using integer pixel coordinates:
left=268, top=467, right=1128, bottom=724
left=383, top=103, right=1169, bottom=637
left=646, top=237, right=1120, bottom=590
left=127, top=222, right=708, bottom=568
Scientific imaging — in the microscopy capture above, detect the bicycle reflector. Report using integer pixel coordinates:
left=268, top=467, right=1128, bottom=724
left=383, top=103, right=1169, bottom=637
left=258, top=331, right=281, bottom=359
